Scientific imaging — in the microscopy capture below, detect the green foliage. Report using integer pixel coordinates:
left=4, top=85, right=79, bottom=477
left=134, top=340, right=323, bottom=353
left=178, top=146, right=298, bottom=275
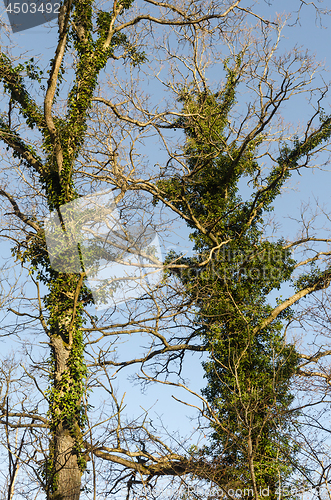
left=0, top=115, right=44, bottom=164
left=16, top=57, right=44, bottom=84
left=1, top=2, right=147, bottom=495
left=157, top=64, right=331, bottom=495
left=0, top=53, right=45, bottom=129
left=294, top=261, right=331, bottom=291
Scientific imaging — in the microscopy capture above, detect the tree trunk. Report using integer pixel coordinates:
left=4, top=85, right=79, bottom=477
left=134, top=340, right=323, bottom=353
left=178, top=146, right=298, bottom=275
left=47, top=299, right=85, bottom=500
left=52, top=425, right=81, bottom=500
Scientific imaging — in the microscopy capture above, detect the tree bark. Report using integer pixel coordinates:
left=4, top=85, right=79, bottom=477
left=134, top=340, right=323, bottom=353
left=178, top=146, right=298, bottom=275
left=48, top=308, right=84, bottom=500
left=52, top=426, right=81, bottom=500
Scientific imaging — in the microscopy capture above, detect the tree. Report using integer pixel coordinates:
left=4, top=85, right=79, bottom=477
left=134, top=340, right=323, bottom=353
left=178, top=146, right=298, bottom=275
left=1, top=1, right=331, bottom=499
left=155, top=77, right=329, bottom=499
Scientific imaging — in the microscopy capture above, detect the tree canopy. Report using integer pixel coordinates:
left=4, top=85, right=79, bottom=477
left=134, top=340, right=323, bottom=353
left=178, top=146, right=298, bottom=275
left=1, top=1, right=331, bottom=500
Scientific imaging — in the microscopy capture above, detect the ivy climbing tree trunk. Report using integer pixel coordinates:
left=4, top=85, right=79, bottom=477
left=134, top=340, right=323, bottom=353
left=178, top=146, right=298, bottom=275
left=1, top=0, right=149, bottom=497
left=45, top=276, right=87, bottom=500
left=51, top=351, right=82, bottom=500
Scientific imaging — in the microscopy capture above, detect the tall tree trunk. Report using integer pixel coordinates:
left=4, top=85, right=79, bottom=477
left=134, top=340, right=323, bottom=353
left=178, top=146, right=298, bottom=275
left=52, top=426, right=81, bottom=500
left=46, top=277, right=86, bottom=500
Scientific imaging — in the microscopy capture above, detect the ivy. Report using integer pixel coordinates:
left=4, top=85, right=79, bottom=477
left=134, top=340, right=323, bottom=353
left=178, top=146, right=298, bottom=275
left=158, top=62, right=331, bottom=496
left=0, top=0, right=148, bottom=495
